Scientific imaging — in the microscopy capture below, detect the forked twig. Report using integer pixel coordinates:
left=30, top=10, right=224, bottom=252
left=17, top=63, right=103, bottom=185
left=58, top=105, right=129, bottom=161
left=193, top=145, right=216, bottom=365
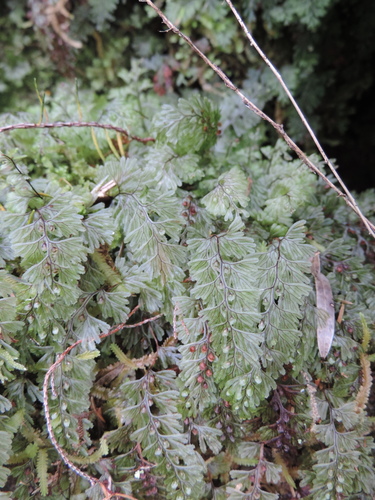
left=42, top=308, right=161, bottom=498
left=0, top=121, right=155, bottom=144
left=99, top=483, right=138, bottom=500
left=140, top=0, right=375, bottom=239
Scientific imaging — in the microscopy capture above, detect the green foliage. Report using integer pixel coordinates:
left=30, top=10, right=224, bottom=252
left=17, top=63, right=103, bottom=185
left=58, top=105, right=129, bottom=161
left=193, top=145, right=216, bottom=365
left=0, top=36, right=374, bottom=500
left=36, top=448, right=48, bottom=497
left=87, top=0, right=120, bottom=30
left=154, top=96, right=221, bottom=156
left=120, top=369, right=206, bottom=499
left=2, top=0, right=375, bottom=152
left=201, top=168, right=249, bottom=220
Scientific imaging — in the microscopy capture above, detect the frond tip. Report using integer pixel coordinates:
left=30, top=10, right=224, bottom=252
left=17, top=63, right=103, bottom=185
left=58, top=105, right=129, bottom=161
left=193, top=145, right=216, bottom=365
left=355, top=354, right=372, bottom=414
left=36, top=448, right=49, bottom=497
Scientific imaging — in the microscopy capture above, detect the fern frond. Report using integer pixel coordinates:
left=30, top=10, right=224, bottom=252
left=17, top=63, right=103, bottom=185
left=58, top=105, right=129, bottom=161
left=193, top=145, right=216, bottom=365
left=272, top=449, right=296, bottom=489
left=256, top=221, right=315, bottom=377
left=119, top=369, right=206, bottom=499
left=68, top=437, right=109, bottom=464
left=0, top=431, right=12, bottom=487
left=355, top=354, right=372, bottom=413
left=359, top=313, right=371, bottom=352
left=99, top=157, right=186, bottom=284
left=36, top=448, right=49, bottom=497
left=110, top=344, right=137, bottom=368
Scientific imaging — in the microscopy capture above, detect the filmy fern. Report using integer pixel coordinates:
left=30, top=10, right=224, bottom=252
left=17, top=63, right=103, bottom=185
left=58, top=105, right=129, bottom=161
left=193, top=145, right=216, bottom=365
left=0, top=85, right=374, bottom=500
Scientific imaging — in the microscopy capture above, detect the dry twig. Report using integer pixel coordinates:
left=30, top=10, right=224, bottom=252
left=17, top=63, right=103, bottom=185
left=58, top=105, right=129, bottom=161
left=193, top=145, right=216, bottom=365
left=140, top=0, right=375, bottom=239
left=0, top=121, right=155, bottom=144
left=44, top=0, right=82, bottom=49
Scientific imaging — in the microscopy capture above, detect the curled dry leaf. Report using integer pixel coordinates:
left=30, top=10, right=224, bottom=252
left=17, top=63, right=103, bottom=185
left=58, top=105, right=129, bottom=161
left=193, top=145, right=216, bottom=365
left=45, top=0, right=83, bottom=49
left=311, top=252, right=335, bottom=358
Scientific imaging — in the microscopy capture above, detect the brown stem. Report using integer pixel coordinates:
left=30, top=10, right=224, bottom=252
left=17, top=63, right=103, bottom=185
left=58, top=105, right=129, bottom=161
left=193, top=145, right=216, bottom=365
left=0, top=121, right=155, bottom=144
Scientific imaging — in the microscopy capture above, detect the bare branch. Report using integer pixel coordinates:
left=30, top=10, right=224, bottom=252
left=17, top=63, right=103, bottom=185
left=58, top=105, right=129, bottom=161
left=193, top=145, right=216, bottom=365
left=0, top=121, right=155, bottom=144
left=141, top=0, right=375, bottom=238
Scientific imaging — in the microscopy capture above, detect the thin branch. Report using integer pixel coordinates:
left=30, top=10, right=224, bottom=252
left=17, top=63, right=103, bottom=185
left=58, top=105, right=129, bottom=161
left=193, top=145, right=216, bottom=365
left=100, top=482, right=138, bottom=500
left=140, top=0, right=375, bottom=239
left=0, top=121, right=155, bottom=144
left=224, top=0, right=369, bottom=233
left=43, top=308, right=162, bottom=497
left=120, top=314, right=163, bottom=328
